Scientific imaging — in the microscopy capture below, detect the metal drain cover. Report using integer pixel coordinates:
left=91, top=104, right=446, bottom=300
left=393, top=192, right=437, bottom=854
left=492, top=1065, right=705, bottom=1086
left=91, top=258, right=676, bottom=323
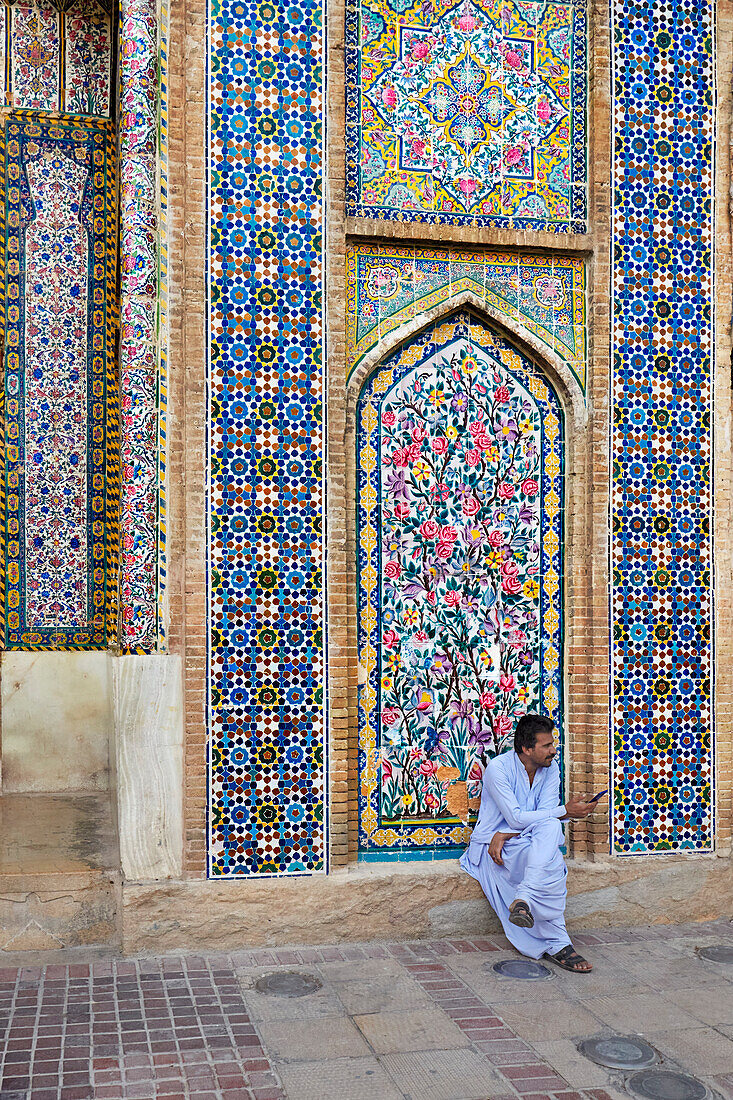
left=697, top=944, right=733, bottom=964
left=491, top=959, right=553, bottom=980
left=579, top=1036, right=657, bottom=1070
left=628, top=1070, right=708, bottom=1100
left=254, top=971, right=322, bottom=997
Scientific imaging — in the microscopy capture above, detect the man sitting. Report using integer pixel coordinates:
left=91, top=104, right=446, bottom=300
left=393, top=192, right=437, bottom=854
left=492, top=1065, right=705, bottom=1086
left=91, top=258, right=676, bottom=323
left=460, top=713, right=596, bottom=973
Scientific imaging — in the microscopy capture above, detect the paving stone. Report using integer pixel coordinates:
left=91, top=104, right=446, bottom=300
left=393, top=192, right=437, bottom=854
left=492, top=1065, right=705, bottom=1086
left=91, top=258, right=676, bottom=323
left=498, top=1000, right=601, bottom=1041
left=555, top=955, right=655, bottom=998
left=330, top=971, right=432, bottom=1014
left=596, top=948, right=724, bottom=990
left=668, top=986, right=733, bottom=1025
left=647, top=1026, right=733, bottom=1074
left=379, top=1048, right=507, bottom=1100
left=589, top=991, right=702, bottom=1032
left=533, top=1040, right=615, bottom=1088
left=353, top=1007, right=470, bottom=1053
left=277, top=1057, right=404, bottom=1100
left=317, top=958, right=408, bottom=984
left=257, top=1015, right=370, bottom=1061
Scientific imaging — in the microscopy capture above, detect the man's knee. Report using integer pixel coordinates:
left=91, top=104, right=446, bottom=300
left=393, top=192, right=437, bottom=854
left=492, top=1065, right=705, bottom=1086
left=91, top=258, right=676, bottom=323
left=529, top=818, right=563, bottom=846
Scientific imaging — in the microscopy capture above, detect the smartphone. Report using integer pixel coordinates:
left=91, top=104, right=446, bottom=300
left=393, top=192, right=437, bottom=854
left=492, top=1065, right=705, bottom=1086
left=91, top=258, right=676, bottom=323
left=589, top=789, right=608, bottom=803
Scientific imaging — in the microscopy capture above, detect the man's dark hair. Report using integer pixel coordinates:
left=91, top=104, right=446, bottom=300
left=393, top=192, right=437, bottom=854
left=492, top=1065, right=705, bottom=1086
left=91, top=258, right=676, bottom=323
left=514, top=713, right=554, bottom=755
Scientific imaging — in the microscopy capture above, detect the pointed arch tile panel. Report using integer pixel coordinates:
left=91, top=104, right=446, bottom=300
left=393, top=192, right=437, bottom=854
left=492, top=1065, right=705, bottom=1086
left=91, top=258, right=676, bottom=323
left=1, top=115, right=119, bottom=648
left=357, top=310, right=563, bottom=853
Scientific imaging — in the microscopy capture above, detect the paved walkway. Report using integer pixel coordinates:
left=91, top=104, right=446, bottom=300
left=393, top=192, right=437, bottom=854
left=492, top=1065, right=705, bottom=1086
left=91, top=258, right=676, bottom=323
left=2, top=920, right=733, bottom=1099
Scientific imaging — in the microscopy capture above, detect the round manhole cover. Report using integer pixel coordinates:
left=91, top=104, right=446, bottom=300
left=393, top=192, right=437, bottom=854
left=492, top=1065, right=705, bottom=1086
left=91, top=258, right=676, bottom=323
left=628, top=1070, right=708, bottom=1100
left=579, top=1036, right=657, bottom=1070
left=491, top=959, right=553, bottom=980
left=697, top=944, right=733, bottom=964
left=254, top=971, right=322, bottom=997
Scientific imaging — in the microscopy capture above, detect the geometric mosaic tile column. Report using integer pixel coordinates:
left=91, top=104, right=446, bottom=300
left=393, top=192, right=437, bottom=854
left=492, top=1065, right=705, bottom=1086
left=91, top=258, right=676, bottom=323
left=610, top=0, right=714, bottom=851
left=118, top=0, right=162, bottom=653
left=206, top=0, right=325, bottom=873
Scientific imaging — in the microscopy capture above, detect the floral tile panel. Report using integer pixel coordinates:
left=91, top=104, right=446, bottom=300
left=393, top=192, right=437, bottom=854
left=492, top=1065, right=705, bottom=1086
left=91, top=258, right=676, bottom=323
left=358, top=310, right=563, bottom=852
left=7, top=0, right=111, bottom=117
left=1, top=116, right=118, bottom=648
left=346, top=0, right=587, bottom=230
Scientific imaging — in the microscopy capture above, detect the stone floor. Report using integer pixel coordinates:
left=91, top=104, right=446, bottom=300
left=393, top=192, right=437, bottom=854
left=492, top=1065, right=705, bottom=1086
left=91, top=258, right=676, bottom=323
left=2, top=919, right=733, bottom=1099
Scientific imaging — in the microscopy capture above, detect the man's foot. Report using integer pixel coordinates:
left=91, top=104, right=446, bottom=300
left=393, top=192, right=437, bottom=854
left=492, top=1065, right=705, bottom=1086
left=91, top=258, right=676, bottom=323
left=544, top=945, right=592, bottom=973
left=508, top=899, right=534, bottom=928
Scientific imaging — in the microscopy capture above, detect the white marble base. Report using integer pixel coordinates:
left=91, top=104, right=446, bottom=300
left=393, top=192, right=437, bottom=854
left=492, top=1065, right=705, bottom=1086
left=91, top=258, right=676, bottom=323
left=113, top=654, right=183, bottom=882
left=1, top=652, right=113, bottom=793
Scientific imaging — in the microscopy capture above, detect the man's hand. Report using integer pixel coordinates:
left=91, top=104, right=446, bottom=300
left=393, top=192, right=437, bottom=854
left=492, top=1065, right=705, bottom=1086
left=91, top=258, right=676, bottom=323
left=564, top=796, right=596, bottom=819
left=489, top=831, right=518, bottom=866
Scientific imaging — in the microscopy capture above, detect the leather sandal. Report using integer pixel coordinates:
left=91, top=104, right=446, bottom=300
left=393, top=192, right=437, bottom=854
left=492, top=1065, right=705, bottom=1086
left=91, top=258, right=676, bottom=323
left=544, top=945, right=593, bottom=972
left=508, top=899, right=534, bottom=928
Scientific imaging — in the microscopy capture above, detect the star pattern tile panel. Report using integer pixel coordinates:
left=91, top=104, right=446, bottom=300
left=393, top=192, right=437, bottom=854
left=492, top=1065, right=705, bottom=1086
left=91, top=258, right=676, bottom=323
left=610, top=0, right=714, bottom=852
left=207, top=0, right=326, bottom=874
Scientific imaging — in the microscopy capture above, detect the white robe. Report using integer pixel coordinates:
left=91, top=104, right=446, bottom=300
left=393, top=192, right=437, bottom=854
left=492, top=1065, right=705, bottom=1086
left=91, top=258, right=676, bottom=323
left=459, top=751, right=572, bottom=959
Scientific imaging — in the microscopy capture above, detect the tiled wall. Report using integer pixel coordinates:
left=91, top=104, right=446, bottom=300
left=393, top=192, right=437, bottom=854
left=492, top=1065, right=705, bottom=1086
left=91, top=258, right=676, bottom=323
left=610, top=0, right=714, bottom=851
left=206, top=0, right=326, bottom=874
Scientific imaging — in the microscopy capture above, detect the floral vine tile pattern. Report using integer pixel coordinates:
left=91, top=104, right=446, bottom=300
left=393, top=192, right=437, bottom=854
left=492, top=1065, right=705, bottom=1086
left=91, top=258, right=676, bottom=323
left=345, top=0, right=587, bottom=230
left=1, top=116, right=118, bottom=648
left=347, top=244, right=586, bottom=390
left=207, top=0, right=325, bottom=873
left=610, top=0, right=714, bottom=851
left=118, top=0, right=162, bottom=652
left=358, top=311, right=563, bottom=853
left=6, top=0, right=111, bottom=116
